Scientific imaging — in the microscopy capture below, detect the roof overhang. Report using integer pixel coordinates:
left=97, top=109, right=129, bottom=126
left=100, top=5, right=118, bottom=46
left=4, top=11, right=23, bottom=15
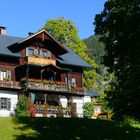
left=15, top=63, right=71, bottom=72
left=10, top=29, right=68, bottom=55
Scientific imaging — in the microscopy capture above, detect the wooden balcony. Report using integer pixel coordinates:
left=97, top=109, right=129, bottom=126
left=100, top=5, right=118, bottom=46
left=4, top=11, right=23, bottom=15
left=23, top=79, right=84, bottom=94
left=0, top=80, right=21, bottom=89
left=27, top=56, right=56, bottom=65
left=27, top=80, right=68, bottom=92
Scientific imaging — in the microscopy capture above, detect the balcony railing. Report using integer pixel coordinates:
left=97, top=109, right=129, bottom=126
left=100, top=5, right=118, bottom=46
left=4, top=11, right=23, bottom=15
left=0, top=80, right=21, bottom=89
left=23, top=79, right=84, bottom=93
left=26, top=56, right=56, bottom=65
left=27, top=79, right=68, bottom=92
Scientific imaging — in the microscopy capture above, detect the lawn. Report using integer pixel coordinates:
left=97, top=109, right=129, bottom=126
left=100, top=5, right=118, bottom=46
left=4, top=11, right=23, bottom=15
left=0, top=117, right=140, bottom=140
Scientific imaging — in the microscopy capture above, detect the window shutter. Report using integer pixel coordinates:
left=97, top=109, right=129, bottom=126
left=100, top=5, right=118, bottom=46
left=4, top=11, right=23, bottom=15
left=47, top=51, right=51, bottom=58
left=7, top=98, right=11, bottom=111
left=65, top=77, right=67, bottom=83
left=26, top=48, right=29, bottom=56
left=40, top=50, right=43, bottom=58
left=68, top=78, right=72, bottom=85
left=0, top=70, right=1, bottom=80
left=72, top=78, right=76, bottom=84
left=0, top=98, right=1, bottom=110
left=34, top=49, right=38, bottom=54
left=7, top=71, right=11, bottom=80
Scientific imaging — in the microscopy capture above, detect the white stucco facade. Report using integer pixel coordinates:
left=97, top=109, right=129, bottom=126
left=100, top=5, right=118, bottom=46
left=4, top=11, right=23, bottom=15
left=59, top=95, right=92, bottom=118
left=0, top=90, right=18, bottom=116
left=60, top=96, right=68, bottom=108
left=73, top=96, right=84, bottom=117
left=83, top=95, right=91, bottom=104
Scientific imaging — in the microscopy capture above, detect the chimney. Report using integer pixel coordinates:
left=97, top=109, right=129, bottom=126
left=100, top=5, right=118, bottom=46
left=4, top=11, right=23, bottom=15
left=28, top=32, right=34, bottom=36
left=0, top=26, right=6, bottom=35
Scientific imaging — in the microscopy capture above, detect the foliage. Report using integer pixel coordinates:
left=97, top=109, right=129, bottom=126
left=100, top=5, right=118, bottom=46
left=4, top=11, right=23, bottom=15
left=15, top=95, right=30, bottom=117
left=96, top=93, right=109, bottom=113
left=83, top=102, right=94, bottom=118
left=44, top=17, right=99, bottom=90
left=83, top=35, right=113, bottom=113
left=122, top=116, right=140, bottom=126
left=83, top=35, right=106, bottom=64
left=94, top=0, right=140, bottom=120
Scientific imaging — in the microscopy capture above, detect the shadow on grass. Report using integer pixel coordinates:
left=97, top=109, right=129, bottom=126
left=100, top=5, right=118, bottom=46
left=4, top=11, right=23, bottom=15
left=13, top=117, right=140, bottom=140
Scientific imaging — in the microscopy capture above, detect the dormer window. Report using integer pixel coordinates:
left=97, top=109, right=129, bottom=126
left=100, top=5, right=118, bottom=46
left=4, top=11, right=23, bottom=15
left=42, top=50, right=51, bottom=59
left=29, top=49, right=34, bottom=56
left=42, top=51, right=47, bottom=58
left=46, top=51, right=51, bottom=59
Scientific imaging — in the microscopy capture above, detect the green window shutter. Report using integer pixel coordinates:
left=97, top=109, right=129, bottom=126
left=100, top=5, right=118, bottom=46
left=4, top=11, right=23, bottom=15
left=0, top=98, right=1, bottom=110
left=40, top=50, right=43, bottom=58
left=34, top=49, right=38, bottom=54
left=7, top=71, right=11, bottom=80
left=26, top=48, right=29, bottom=56
left=7, top=98, right=11, bottom=111
left=0, top=70, right=1, bottom=80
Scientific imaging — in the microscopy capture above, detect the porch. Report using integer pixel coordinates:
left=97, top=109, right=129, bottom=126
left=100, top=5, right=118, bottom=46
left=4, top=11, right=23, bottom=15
left=29, top=92, right=84, bottom=118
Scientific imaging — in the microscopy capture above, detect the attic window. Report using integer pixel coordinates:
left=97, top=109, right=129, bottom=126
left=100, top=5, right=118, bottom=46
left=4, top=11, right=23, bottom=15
left=29, top=49, right=34, bottom=56
left=42, top=50, right=51, bottom=59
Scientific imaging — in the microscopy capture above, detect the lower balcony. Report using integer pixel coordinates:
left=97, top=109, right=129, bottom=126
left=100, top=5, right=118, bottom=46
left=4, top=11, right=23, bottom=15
left=0, top=80, right=21, bottom=89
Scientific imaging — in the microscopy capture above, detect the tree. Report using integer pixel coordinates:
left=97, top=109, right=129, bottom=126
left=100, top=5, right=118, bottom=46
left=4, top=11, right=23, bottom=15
left=83, top=34, right=114, bottom=114
left=44, top=17, right=99, bottom=90
left=83, top=35, right=106, bottom=64
left=15, top=95, right=30, bottom=117
left=83, top=102, right=94, bottom=118
left=94, top=0, right=140, bottom=120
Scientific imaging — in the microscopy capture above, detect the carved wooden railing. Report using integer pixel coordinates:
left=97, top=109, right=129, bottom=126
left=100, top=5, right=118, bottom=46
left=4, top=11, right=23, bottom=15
left=22, top=79, right=84, bottom=93
left=27, top=79, right=68, bottom=92
left=0, top=80, right=21, bottom=89
left=26, top=56, right=56, bottom=65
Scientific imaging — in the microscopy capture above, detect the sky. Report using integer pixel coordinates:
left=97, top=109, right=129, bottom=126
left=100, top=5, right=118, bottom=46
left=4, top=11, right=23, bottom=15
left=0, top=0, right=106, bottom=39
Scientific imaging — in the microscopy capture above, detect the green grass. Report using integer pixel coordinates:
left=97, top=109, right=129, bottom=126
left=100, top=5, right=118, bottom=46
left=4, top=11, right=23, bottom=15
left=0, top=117, right=140, bottom=140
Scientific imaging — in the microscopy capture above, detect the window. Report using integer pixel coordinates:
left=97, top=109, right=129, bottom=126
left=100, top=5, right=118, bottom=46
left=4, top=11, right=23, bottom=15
left=42, top=51, right=47, bottom=58
left=46, top=51, right=51, bottom=59
left=0, top=70, right=11, bottom=80
left=0, top=98, right=11, bottom=110
left=29, top=49, right=34, bottom=56
left=41, top=50, right=51, bottom=59
left=65, top=77, right=76, bottom=85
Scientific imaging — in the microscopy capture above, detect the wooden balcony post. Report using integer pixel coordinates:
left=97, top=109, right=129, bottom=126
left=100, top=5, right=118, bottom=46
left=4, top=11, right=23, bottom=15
left=26, top=64, right=29, bottom=92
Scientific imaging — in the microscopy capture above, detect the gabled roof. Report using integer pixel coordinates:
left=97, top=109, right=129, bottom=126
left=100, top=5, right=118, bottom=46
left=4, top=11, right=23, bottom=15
left=14, top=29, right=68, bottom=55
left=0, top=35, right=23, bottom=57
left=0, top=30, right=92, bottom=68
left=58, top=47, right=92, bottom=68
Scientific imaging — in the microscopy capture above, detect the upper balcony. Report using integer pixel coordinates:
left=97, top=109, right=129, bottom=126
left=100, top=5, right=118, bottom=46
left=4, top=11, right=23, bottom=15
left=21, top=79, right=84, bottom=94
left=26, top=56, right=56, bottom=66
left=0, top=80, right=21, bottom=89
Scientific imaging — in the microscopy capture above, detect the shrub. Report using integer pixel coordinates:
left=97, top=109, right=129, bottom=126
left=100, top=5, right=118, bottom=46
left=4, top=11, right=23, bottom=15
left=15, top=95, right=30, bottom=117
left=84, top=102, right=94, bottom=118
left=122, top=116, right=140, bottom=125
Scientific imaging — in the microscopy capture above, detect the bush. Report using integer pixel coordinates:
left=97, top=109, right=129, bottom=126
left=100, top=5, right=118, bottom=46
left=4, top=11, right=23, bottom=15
left=15, top=95, right=30, bottom=117
left=84, top=102, right=94, bottom=118
left=122, top=116, right=140, bottom=125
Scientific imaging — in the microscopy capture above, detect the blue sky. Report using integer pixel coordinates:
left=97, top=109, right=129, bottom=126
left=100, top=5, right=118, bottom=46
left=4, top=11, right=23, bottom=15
left=0, top=0, right=106, bottom=39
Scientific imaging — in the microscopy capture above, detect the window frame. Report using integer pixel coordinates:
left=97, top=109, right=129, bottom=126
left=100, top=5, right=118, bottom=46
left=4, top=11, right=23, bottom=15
left=0, top=70, right=11, bottom=80
left=29, top=49, right=34, bottom=56
left=0, top=97, right=11, bottom=110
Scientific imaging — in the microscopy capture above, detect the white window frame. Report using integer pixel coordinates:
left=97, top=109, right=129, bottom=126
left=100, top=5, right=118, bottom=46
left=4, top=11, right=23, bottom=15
left=0, top=97, right=11, bottom=110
